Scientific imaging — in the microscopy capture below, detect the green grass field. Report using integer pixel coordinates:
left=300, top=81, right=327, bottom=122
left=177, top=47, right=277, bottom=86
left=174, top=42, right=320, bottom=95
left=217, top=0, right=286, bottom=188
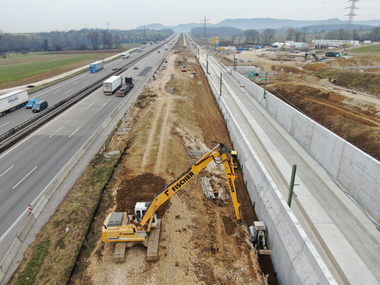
left=350, top=44, right=380, bottom=53
left=0, top=43, right=141, bottom=86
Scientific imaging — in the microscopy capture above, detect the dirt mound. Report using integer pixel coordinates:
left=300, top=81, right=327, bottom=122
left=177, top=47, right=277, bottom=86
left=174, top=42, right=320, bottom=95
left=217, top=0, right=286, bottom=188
left=115, top=173, right=169, bottom=215
left=303, top=62, right=329, bottom=71
left=328, top=54, right=380, bottom=67
left=272, top=65, right=303, bottom=74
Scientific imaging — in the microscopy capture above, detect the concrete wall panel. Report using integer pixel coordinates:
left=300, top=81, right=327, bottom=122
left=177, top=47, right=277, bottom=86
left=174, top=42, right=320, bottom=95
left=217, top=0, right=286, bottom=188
left=230, top=68, right=380, bottom=224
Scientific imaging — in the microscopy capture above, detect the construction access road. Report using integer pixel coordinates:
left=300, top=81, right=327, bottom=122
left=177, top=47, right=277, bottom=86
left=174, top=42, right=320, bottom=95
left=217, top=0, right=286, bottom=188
left=197, top=47, right=380, bottom=285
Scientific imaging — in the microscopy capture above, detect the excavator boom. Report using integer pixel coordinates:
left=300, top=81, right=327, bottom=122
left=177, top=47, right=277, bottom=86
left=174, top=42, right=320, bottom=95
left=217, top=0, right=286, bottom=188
left=140, top=143, right=241, bottom=226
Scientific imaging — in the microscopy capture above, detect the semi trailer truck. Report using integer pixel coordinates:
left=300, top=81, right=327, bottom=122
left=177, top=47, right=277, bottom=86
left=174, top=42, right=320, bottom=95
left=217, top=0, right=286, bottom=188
left=89, top=61, right=104, bottom=73
left=0, top=90, right=29, bottom=116
left=103, top=76, right=123, bottom=95
left=121, top=51, right=130, bottom=59
left=116, top=77, right=134, bottom=97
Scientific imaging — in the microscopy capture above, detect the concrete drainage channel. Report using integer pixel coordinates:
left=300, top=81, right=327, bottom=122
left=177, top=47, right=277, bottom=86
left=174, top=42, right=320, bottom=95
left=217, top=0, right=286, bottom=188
left=196, top=53, right=336, bottom=284
left=0, top=42, right=172, bottom=284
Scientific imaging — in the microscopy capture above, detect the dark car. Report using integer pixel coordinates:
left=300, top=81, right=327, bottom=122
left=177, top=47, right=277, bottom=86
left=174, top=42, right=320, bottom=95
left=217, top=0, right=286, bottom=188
left=112, top=67, right=117, bottom=70
left=158, top=50, right=160, bottom=53
left=32, top=100, right=48, bottom=113
left=134, top=66, right=138, bottom=70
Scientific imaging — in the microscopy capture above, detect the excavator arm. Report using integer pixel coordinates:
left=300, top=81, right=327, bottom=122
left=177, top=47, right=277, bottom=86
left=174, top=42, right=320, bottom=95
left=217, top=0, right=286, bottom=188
left=140, top=143, right=242, bottom=227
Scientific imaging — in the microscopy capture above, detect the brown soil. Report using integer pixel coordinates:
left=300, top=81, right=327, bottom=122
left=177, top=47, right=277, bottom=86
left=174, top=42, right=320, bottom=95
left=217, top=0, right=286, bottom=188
left=215, top=49, right=380, bottom=161
left=69, top=47, right=269, bottom=284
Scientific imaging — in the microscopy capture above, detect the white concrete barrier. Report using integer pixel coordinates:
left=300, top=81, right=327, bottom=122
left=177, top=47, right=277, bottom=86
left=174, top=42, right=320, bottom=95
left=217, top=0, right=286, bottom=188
left=230, top=68, right=380, bottom=223
left=200, top=59, right=335, bottom=284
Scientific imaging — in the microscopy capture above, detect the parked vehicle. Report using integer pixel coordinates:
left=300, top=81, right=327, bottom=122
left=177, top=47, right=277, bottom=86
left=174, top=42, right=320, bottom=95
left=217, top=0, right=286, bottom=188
left=116, top=77, right=134, bottom=97
left=248, top=58, right=252, bottom=62
left=325, top=52, right=342, bottom=58
left=32, top=100, right=48, bottom=113
left=26, top=99, right=38, bottom=109
left=121, top=51, right=129, bottom=59
left=89, top=61, right=104, bottom=73
left=103, top=76, right=123, bottom=95
left=0, top=90, right=29, bottom=116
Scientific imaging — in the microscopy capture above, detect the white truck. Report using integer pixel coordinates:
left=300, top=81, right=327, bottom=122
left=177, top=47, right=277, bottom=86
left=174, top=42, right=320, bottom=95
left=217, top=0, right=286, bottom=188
left=0, top=90, right=29, bottom=116
left=121, top=51, right=129, bottom=59
left=103, top=76, right=123, bottom=95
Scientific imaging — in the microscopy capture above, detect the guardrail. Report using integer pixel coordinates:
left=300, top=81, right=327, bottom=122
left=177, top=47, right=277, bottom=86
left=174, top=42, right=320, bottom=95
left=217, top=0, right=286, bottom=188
left=0, top=41, right=166, bottom=152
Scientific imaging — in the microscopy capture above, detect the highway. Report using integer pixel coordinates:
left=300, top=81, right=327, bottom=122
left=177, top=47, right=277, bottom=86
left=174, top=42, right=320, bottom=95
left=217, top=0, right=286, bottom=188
left=196, top=46, right=380, bottom=284
left=0, top=35, right=177, bottom=262
left=0, top=43, right=158, bottom=133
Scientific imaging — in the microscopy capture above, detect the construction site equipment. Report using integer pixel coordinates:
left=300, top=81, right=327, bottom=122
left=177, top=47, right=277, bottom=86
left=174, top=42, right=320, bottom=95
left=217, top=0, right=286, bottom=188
left=102, top=143, right=242, bottom=261
left=249, top=221, right=273, bottom=255
left=231, top=150, right=238, bottom=168
left=305, top=53, right=323, bottom=62
left=182, top=65, right=187, bottom=72
left=330, top=79, right=337, bottom=84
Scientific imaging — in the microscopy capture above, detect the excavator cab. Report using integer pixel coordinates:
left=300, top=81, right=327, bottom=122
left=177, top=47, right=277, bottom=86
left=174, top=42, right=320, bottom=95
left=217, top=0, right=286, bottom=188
left=231, top=150, right=238, bottom=169
left=135, top=202, right=157, bottom=226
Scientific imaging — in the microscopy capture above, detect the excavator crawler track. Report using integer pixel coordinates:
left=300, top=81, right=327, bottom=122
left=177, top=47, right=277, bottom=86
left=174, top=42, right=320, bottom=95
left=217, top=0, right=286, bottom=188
left=147, top=219, right=161, bottom=261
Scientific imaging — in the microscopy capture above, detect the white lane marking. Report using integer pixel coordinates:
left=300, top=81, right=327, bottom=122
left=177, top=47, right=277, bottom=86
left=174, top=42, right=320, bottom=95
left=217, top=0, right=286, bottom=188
left=69, top=127, right=81, bottom=138
left=100, top=103, right=107, bottom=109
left=13, top=166, right=38, bottom=189
left=53, top=90, right=61, bottom=94
left=83, top=81, right=89, bottom=84
left=86, top=102, right=94, bottom=109
left=64, top=89, right=72, bottom=94
left=49, top=127, right=63, bottom=138
left=0, top=92, right=86, bottom=159
left=0, top=165, right=14, bottom=178
left=0, top=122, right=9, bottom=128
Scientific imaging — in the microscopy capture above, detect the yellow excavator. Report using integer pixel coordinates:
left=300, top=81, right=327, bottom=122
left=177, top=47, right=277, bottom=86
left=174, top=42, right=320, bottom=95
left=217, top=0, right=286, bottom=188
left=102, top=143, right=242, bottom=261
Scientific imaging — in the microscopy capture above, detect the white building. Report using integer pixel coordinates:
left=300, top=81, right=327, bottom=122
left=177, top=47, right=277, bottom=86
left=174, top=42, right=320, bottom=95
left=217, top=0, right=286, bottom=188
left=312, top=40, right=360, bottom=47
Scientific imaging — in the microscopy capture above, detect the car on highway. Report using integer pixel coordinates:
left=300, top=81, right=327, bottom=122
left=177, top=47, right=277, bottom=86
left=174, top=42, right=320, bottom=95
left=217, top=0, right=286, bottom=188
left=32, top=100, right=48, bottom=113
left=134, top=66, right=138, bottom=70
left=158, top=50, right=160, bottom=53
left=112, top=67, right=118, bottom=70
left=26, top=99, right=38, bottom=109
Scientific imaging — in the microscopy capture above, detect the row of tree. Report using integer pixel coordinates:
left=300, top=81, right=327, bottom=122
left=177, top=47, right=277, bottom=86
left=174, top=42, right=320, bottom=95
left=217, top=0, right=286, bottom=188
left=0, top=28, right=174, bottom=58
left=194, top=26, right=380, bottom=46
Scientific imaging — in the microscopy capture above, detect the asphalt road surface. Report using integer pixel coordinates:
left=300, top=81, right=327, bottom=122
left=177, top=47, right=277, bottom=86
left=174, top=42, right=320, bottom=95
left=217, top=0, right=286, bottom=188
left=0, top=35, right=178, bottom=262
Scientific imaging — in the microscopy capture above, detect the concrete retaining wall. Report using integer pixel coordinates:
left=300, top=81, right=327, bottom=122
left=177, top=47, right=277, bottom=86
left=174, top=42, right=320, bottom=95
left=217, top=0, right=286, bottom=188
left=230, top=68, right=380, bottom=224
left=201, top=57, right=335, bottom=284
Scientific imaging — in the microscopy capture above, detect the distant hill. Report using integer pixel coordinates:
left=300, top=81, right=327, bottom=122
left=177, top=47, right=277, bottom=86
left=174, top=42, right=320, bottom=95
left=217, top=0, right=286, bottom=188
left=136, top=18, right=380, bottom=33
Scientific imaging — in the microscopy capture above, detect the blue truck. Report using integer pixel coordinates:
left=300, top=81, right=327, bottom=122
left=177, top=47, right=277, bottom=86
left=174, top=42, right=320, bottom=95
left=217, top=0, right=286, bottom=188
left=89, top=61, right=104, bottom=73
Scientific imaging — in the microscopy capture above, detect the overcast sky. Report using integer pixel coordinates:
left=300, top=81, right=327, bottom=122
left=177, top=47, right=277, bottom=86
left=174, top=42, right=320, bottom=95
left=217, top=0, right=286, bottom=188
left=1, top=0, right=380, bottom=33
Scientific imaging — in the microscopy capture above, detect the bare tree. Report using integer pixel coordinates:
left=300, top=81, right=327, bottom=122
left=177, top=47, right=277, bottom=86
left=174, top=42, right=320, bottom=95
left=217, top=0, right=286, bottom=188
left=101, top=30, right=113, bottom=49
left=294, top=30, right=302, bottom=41
left=87, top=31, right=99, bottom=50
left=262, top=29, right=276, bottom=44
left=231, top=34, right=237, bottom=45
left=114, top=34, right=122, bottom=49
left=301, top=27, right=308, bottom=42
left=286, top=28, right=295, bottom=41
